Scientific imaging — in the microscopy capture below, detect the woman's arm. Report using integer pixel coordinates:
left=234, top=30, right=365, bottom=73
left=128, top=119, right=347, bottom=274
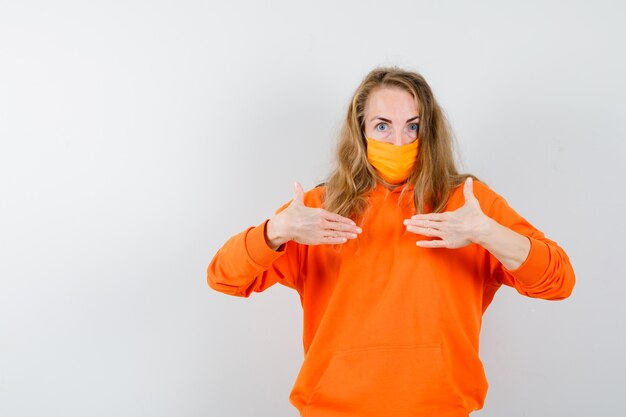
left=481, top=194, right=576, bottom=300
left=206, top=218, right=300, bottom=297
left=474, top=217, right=532, bottom=271
left=405, top=178, right=576, bottom=300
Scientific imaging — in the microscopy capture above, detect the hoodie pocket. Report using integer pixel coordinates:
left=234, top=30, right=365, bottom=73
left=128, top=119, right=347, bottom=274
left=305, top=343, right=465, bottom=415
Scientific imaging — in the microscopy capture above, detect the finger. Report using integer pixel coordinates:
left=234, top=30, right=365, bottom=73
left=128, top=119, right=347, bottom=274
left=321, top=210, right=358, bottom=226
left=321, top=227, right=358, bottom=239
left=410, top=212, right=449, bottom=221
left=416, top=239, right=447, bottom=248
left=322, top=219, right=361, bottom=234
left=404, top=219, right=442, bottom=230
left=406, top=225, right=441, bottom=237
left=463, top=177, right=475, bottom=202
left=293, top=181, right=305, bottom=205
left=321, top=236, right=349, bottom=244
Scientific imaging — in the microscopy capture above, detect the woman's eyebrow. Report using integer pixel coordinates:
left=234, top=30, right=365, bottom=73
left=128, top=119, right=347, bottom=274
left=370, top=116, right=420, bottom=123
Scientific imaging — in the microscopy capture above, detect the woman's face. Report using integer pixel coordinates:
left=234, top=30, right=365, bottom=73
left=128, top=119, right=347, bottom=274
left=363, top=86, right=420, bottom=146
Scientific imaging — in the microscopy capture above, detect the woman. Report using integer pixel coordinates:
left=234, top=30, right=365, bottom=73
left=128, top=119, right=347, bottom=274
left=207, top=66, right=576, bottom=417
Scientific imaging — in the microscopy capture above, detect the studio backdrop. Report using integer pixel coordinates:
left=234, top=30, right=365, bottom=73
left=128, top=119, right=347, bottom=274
left=1, top=1, right=624, bottom=416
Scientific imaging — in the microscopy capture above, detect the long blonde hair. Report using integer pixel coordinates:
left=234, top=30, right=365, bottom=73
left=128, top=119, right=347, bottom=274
left=320, top=66, right=484, bottom=223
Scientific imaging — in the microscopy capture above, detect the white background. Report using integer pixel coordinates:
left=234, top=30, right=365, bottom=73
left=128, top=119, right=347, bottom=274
left=1, top=0, right=624, bottom=416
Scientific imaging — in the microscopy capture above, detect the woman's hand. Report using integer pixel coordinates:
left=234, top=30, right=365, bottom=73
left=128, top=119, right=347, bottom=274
left=266, top=181, right=361, bottom=249
left=403, top=177, right=491, bottom=249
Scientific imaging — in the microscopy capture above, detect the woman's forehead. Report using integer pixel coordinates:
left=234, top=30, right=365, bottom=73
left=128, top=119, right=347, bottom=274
left=365, top=87, right=420, bottom=118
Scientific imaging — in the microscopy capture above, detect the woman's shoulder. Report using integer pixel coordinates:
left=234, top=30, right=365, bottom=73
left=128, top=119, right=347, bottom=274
left=450, top=176, right=503, bottom=210
left=273, top=182, right=326, bottom=215
left=305, top=182, right=326, bottom=206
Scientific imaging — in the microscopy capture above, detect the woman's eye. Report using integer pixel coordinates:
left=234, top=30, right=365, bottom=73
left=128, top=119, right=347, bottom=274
left=408, top=123, right=419, bottom=131
left=375, top=123, right=388, bottom=131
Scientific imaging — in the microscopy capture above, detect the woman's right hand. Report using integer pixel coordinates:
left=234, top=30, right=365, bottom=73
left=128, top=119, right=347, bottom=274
left=266, top=181, right=362, bottom=249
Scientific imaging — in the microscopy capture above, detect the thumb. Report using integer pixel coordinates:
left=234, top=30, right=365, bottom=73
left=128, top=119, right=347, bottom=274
left=463, top=177, right=477, bottom=204
left=292, top=181, right=305, bottom=205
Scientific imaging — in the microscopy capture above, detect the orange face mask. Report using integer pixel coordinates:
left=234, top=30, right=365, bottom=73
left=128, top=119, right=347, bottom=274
left=366, top=137, right=419, bottom=184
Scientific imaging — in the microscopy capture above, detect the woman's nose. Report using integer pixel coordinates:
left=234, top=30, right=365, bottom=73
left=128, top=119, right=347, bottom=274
left=393, top=132, right=406, bottom=146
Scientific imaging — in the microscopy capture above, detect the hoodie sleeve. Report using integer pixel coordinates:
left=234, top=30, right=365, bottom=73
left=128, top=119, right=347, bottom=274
left=485, top=194, right=576, bottom=300
left=206, top=200, right=300, bottom=298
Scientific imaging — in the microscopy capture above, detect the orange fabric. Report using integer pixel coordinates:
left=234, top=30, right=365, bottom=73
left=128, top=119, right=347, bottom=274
left=207, top=180, right=576, bottom=416
left=366, top=136, right=419, bottom=184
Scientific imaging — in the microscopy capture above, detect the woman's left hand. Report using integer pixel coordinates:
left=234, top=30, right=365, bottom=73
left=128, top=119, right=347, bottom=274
left=403, top=177, right=491, bottom=249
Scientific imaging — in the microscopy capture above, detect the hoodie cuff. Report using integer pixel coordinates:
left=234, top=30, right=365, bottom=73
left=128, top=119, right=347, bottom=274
left=502, top=235, right=551, bottom=287
left=244, top=219, right=287, bottom=269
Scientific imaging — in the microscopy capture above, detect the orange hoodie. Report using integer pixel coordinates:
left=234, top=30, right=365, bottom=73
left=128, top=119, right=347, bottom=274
left=207, top=180, right=575, bottom=417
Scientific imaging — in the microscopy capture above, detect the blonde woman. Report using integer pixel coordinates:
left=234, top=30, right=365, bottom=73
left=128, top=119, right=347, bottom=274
left=207, top=66, right=576, bottom=417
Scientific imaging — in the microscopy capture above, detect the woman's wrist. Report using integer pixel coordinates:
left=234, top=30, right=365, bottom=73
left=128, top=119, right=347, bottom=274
left=475, top=216, right=531, bottom=271
left=265, top=216, right=290, bottom=251
left=472, top=215, right=497, bottom=246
